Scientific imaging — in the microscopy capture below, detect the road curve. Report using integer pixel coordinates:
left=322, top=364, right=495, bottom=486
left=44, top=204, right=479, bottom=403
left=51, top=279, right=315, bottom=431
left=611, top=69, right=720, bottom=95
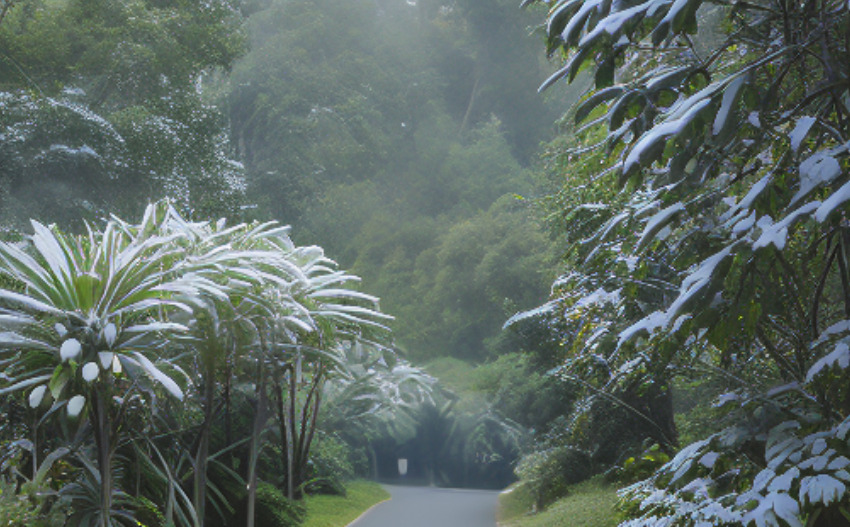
left=348, top=485, right=500, bottom=527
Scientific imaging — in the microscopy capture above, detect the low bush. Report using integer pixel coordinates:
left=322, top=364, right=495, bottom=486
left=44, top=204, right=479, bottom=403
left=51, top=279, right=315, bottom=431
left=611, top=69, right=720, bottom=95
left=515, top=445, right=592, bottom=510
left=255, top=482, right=306, bottom=527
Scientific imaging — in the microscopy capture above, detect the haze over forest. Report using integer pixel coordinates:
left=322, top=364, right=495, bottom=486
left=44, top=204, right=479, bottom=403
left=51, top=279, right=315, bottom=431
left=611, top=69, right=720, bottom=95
left=1, top=0, right=572, bottom=364
left=1, top=0, right=849, bottom=526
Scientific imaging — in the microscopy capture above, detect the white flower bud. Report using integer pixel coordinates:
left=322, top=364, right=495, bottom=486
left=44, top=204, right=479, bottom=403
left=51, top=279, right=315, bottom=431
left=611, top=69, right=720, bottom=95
left=60, top=338, right=82, bottom=361
left=29, top=385, right=47, bottom=408
left=82, top=362, right=99, bottom=382
left=67, top=395, right=86, bottom=417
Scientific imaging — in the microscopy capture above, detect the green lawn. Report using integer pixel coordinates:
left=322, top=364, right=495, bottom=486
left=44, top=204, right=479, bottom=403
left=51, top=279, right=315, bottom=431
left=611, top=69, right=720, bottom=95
left=302, top=480, right=390, bottom=527
left=498, top=476, right=620, bottom=527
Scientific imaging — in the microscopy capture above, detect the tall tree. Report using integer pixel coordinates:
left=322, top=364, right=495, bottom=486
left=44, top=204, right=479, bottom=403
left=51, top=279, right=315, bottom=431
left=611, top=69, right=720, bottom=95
left=525, top=0, right=850, bottom=523
left=0, top=0, right=246, bottom=227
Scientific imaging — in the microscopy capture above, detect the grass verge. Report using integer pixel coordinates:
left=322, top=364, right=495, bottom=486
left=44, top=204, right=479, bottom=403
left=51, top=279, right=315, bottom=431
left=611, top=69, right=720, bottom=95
left=302, top=480, right=390, bottom=527
left=498, top=476, right=619, bottom=527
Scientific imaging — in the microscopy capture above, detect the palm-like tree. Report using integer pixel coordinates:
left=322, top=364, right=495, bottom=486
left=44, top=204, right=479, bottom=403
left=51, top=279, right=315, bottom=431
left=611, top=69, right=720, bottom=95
left=320, top=342, right=435, bottom=479
left=147, top=210, right=300, bottom=526
left=0, top=204, right=207, bottom=526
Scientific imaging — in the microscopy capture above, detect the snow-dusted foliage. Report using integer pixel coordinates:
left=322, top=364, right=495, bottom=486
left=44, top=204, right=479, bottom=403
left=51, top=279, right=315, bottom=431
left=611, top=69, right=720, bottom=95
left=0, top=88, right=247, bottom=226
left=517, top=0, right=850, bottom=522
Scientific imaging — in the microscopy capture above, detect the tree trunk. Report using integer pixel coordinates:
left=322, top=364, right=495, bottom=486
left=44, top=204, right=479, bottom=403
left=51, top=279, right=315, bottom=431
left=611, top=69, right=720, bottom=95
left=647, top=379, right=678, bottom=451
left=292, top=365, right=323, bottom=500
left=246, top=383, right=268, bottom=527
left=286, top=365, right=297, bottom=499
left=92, top=387, right=112, bottom=527
left=193, top=372, right=215, bottom=526
left=274, top=378, right=292, bottom=499
left=459, top=74, right=481, bottom=135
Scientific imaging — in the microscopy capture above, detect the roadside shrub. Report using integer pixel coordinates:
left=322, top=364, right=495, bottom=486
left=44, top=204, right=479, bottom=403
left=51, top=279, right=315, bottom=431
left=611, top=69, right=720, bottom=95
left=615, top=443, right=670, bottom=484
left=515, top=445, right=592, bottom=510
left=254, top=482, right=305, bottom=527
left=305, top=434, right=353, bottom=495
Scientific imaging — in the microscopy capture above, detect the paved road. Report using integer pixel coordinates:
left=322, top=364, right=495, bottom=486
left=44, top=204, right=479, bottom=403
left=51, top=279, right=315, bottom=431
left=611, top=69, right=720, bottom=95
left=349, top=485, right=500, bottom=527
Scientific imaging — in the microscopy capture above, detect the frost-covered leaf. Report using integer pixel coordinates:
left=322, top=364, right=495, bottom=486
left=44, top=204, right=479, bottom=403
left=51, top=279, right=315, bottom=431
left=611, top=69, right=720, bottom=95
left=124, top=322, right=190, bottom=334
left=623, top=98, right=713, bottom=176
left=806, top=342, right=850, bottom=382
left=828, top=456, right=850, bottom=470
left=753, top=468, right=776, bottom=493
left=814, top=320, right=850, bottom=346
left=574, top=288, right=622, bottom=309
left=667, top=439, right=710, bottom=484
left=743, top=492, right=802, bottom=527
left=712, top=75, right=747, bottom=136
left=665, top=244, right=735, bottom=320
left=791, top=152, right=842, bottom=205
left=619, top=310, right=667, bottom=344
left=699, top=452, right=719, bottom=469
left=721, top=175, right=772, bottom=222
left=767, top=467, right=799, bottom=493
left=766, top=382, right=800, bottom=397
left=799, top=474, right=845, bottom=506
left=753, top=202, right=819, bottom=251
left=637, top=203, right=685, bottom=250
left=732, top=211, right=756, bottom=236
left=0, top=331, right=53, bottom=350
left=789, top=116, right=816, bottom=153
left=714, top=392, right=740, bottom=407
left=766, top=421, right=803, bottom=469
left=799, top=451, right=834, bottom=471
left=132, top=352, right=183, bottom=400
left=815, top=180, right=850, bottom=223
left=810, top=437, right=827, bottom=455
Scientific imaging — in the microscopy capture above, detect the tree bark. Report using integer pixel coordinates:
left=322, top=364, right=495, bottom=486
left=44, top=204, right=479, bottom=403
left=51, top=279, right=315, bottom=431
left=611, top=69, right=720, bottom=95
left=193, top=372, right=215, bottom=526
left=92, top=387, right=112, bottom=527
left=459, top=74, right=481, bottom=135
left=247, top=376, right=269, bottom=527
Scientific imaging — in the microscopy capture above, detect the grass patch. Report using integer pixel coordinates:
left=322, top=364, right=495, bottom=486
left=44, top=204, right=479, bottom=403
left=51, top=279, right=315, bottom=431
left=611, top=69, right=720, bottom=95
left=302, top=480, right=390, bottom=527
left=498, top=476, right=619, bottom=527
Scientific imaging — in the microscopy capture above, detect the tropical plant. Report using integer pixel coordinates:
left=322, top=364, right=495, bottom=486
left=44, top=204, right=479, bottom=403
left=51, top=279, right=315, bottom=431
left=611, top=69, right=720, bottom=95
left=0, top=204, right=210, bottom=525
left=319, top=342, right=435, bottom=482
left=0, top=200, right=412, bottom=526
left=523, top=0, right=850, bottom=523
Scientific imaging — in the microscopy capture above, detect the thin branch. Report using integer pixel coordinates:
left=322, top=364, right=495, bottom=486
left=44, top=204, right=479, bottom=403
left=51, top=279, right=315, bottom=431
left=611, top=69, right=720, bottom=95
left=0, top=0, right=14, bottom=27
left=812, top=242, right=839, bottom=337
left=756, top=325, right=800, bottom=381
left=559, top=372, right=677, bottom=449
left=835, top=231, right=850, bottom=318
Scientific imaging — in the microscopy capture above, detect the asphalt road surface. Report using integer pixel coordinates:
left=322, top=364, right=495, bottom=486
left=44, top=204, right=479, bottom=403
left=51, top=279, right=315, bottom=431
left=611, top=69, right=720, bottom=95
left=349, top=485, right=501, bottom=527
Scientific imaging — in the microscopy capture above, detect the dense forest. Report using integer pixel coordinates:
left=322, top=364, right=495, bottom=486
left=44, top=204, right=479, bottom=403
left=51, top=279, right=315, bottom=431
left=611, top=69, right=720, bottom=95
left=1, top=0, right=849, bottom=525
